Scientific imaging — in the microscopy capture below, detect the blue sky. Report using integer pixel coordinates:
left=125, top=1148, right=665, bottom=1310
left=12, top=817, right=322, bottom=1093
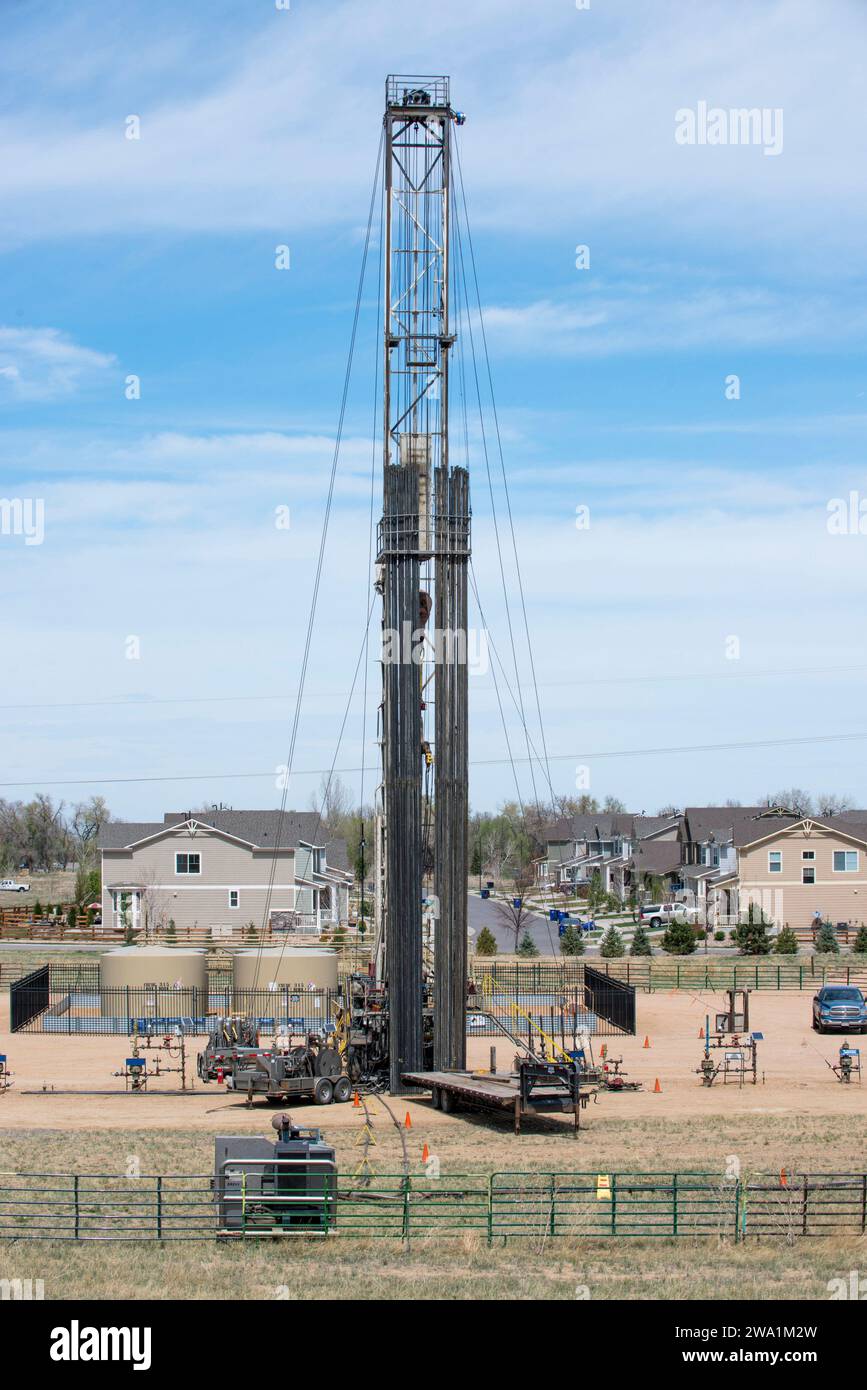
left=2, top=0, right=867, bottom=821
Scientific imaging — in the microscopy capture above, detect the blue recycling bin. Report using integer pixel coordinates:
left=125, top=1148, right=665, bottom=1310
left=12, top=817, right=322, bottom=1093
left=480, top=888, right=490, bottom=899
left=558, top=922, right=566, bottom=937
left=549, top=909, right=559, bottom=922
left=512, top=898, right=522, bottom=909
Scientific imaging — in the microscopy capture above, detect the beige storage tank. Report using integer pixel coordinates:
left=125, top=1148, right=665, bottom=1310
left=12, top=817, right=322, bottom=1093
left=100, top=946, right=208, bottom=1019
left=233, top=947, right=338, bottom=992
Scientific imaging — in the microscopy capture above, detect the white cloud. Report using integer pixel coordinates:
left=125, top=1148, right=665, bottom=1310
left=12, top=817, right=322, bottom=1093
left=477, top=286, right=867, bottom=356
left=0, top=0, right=864, bottom=262
left=0, top=326, right=115, bottom=399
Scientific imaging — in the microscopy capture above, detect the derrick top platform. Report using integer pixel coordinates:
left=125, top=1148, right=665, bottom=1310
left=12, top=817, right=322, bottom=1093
left=385, top=75, right=450, bottom=111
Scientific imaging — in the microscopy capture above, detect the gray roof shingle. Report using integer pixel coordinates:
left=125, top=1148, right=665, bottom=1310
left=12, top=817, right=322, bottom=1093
left=99, top=809, right=350, bottom=871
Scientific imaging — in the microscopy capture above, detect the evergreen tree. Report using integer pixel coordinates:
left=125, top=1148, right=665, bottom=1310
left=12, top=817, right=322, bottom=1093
left=629, top=923, right=653, bottom=957
left=852, top=925, right=867, bottom=955
left=814, top=921, right=839, bottom=955
left=599, top=925, right=625, bottom=958
left=773, top=926, right=799, bottom=955
left=517, top=930, right=540, bottom=958
left=661, top=919, right=696, bottom=955
left=475, top=925, right=498, bottom=956
left=734, top=905, right=772, bottom=955
left=559, top=923, right=585, bottom=956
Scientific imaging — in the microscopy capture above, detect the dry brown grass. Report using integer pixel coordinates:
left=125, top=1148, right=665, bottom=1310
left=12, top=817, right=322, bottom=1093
left=1, top=1119, right=865, bottom=1301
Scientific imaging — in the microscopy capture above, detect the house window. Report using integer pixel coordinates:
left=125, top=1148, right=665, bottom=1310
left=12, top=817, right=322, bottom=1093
left=802, top=850, right=815, bottom=860
left=228, top=890, right=239, bottom=909
left=175, top=852, right=201, bottom=875
left=802, top=866, right=815, bottom=885
left=768, top=851, right=782, bottom=873
left=833, top=850, right=859, bottom=872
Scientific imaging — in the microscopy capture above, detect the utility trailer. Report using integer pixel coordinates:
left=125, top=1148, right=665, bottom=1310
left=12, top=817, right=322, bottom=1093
left=402, top=1060, right=595, bottom=1135
left=227, top=1039, right=353, bottom=1108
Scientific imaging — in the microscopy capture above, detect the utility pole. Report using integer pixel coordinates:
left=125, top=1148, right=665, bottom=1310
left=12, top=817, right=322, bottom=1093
left=377, top=76, right=470, bottom=1090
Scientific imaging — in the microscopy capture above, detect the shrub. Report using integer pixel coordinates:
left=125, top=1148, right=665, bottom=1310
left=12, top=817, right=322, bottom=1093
left=66, top=905, right=77, bottom=930
left=714, top=930, right=726, bottom=942
left=475, top=926, right=498, bottom=956
left=773, top=926, right=799, bottom=955
left=559, top=924, right=585, bottom=956
left=661, top=919, right=696, bottom=955
left=629, top=924, right=652, bottom=957
left=814, top=922, right=839, bottom=955
left=600, top=926, right=625, bottom=958
left=517, top=930, right=540, bottom=958
left=33, top=899, right=43, bottom=918
left=734, top=907, right=772, bottom=956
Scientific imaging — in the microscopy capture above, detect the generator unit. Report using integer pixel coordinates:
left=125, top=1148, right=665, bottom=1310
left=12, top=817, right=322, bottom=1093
left=214, top=1113, right=337, bottom=1234
left=197, top=1016, right=262, bottom=1082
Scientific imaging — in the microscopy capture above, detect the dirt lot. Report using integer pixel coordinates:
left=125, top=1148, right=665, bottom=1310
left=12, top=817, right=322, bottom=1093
left=0, top=989, right=864, bottom=1147
left=1, top=988, right=865, bottom=1300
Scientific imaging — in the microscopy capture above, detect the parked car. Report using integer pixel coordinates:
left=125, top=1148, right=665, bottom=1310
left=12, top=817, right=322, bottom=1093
left=0, top=879, right=29, bottom=893
left=638, top=903, right=691, bottom=929
left=812, top=985, right=867, bottom=1034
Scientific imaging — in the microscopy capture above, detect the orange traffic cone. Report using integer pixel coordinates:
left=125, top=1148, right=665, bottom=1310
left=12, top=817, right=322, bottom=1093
left=653, top=1077, right=662, bottom=1093
left=422, top=1143, right=430, bottom=1163
left=600, top=1044, right=607, bottom=1059
left=353, top=1091, right=361, bottom=1108
left=404, top=1111, right=412, bottom=1129
left=698, top=1027, right=704, bottom=1039
left=780, top=1168, right=788, bottom=1188
left=643, top=1036, right=651, bottom=1049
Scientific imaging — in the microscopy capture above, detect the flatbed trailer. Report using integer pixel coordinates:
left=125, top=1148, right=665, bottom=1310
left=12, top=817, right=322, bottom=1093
left=402, top=1063, right=595, bottom=1135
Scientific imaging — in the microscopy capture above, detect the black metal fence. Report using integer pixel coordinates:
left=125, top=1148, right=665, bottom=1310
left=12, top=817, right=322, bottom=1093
left=9, top=965, right=49, bottom=1031
left=584, top=965, right=636, bottom=1036
left=10, top=964, right=341, bottom=1036
left=468, top=962, right=635, bottom=1038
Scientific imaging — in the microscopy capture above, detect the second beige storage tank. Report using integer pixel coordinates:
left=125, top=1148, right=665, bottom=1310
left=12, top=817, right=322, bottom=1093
left=233, top=947, right=338, bottom=992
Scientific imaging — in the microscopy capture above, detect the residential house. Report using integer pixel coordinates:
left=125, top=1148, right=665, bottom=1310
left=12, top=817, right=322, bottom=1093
left=99, top=810, right=352, bottom=937
left=726, top=815, right=867, bottom=933
left=536, top=813, right=681, bottom=899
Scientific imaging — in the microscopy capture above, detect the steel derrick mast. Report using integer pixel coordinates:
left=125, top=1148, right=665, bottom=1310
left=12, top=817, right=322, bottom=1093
left=377, top=75, right=470, bottom=1091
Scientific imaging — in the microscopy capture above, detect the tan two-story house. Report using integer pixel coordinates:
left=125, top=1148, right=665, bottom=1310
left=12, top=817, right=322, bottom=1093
left=99, top=810, right=352, bottom=937
left=729, top=816, right=867, bottom=932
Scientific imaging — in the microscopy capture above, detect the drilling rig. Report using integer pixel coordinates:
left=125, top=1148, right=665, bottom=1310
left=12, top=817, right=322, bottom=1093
left=374, top=76, right=470, bottom=1092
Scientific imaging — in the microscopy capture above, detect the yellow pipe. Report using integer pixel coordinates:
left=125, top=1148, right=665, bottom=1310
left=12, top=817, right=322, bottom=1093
left=487, top=969, right=574, bottom=1063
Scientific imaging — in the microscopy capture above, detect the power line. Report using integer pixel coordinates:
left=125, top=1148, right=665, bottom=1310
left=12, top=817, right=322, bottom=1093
left=3, top=660, right=864, bottom=716
left=5, top=726, right=867, bottom=791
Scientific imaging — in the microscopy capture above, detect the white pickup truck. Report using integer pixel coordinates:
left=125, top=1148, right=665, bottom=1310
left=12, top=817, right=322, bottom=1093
left=0, top=879, right=29, bottom=892
left=638, top=902, right=698, bottom=929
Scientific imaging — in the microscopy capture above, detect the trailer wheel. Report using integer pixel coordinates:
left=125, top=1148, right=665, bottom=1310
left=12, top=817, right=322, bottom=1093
left=314, top=1077, right=334, bottom=1105
left=333, top=1076, right=351, bottom=1104
left=439, top=1088, right=454, bottom=1113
